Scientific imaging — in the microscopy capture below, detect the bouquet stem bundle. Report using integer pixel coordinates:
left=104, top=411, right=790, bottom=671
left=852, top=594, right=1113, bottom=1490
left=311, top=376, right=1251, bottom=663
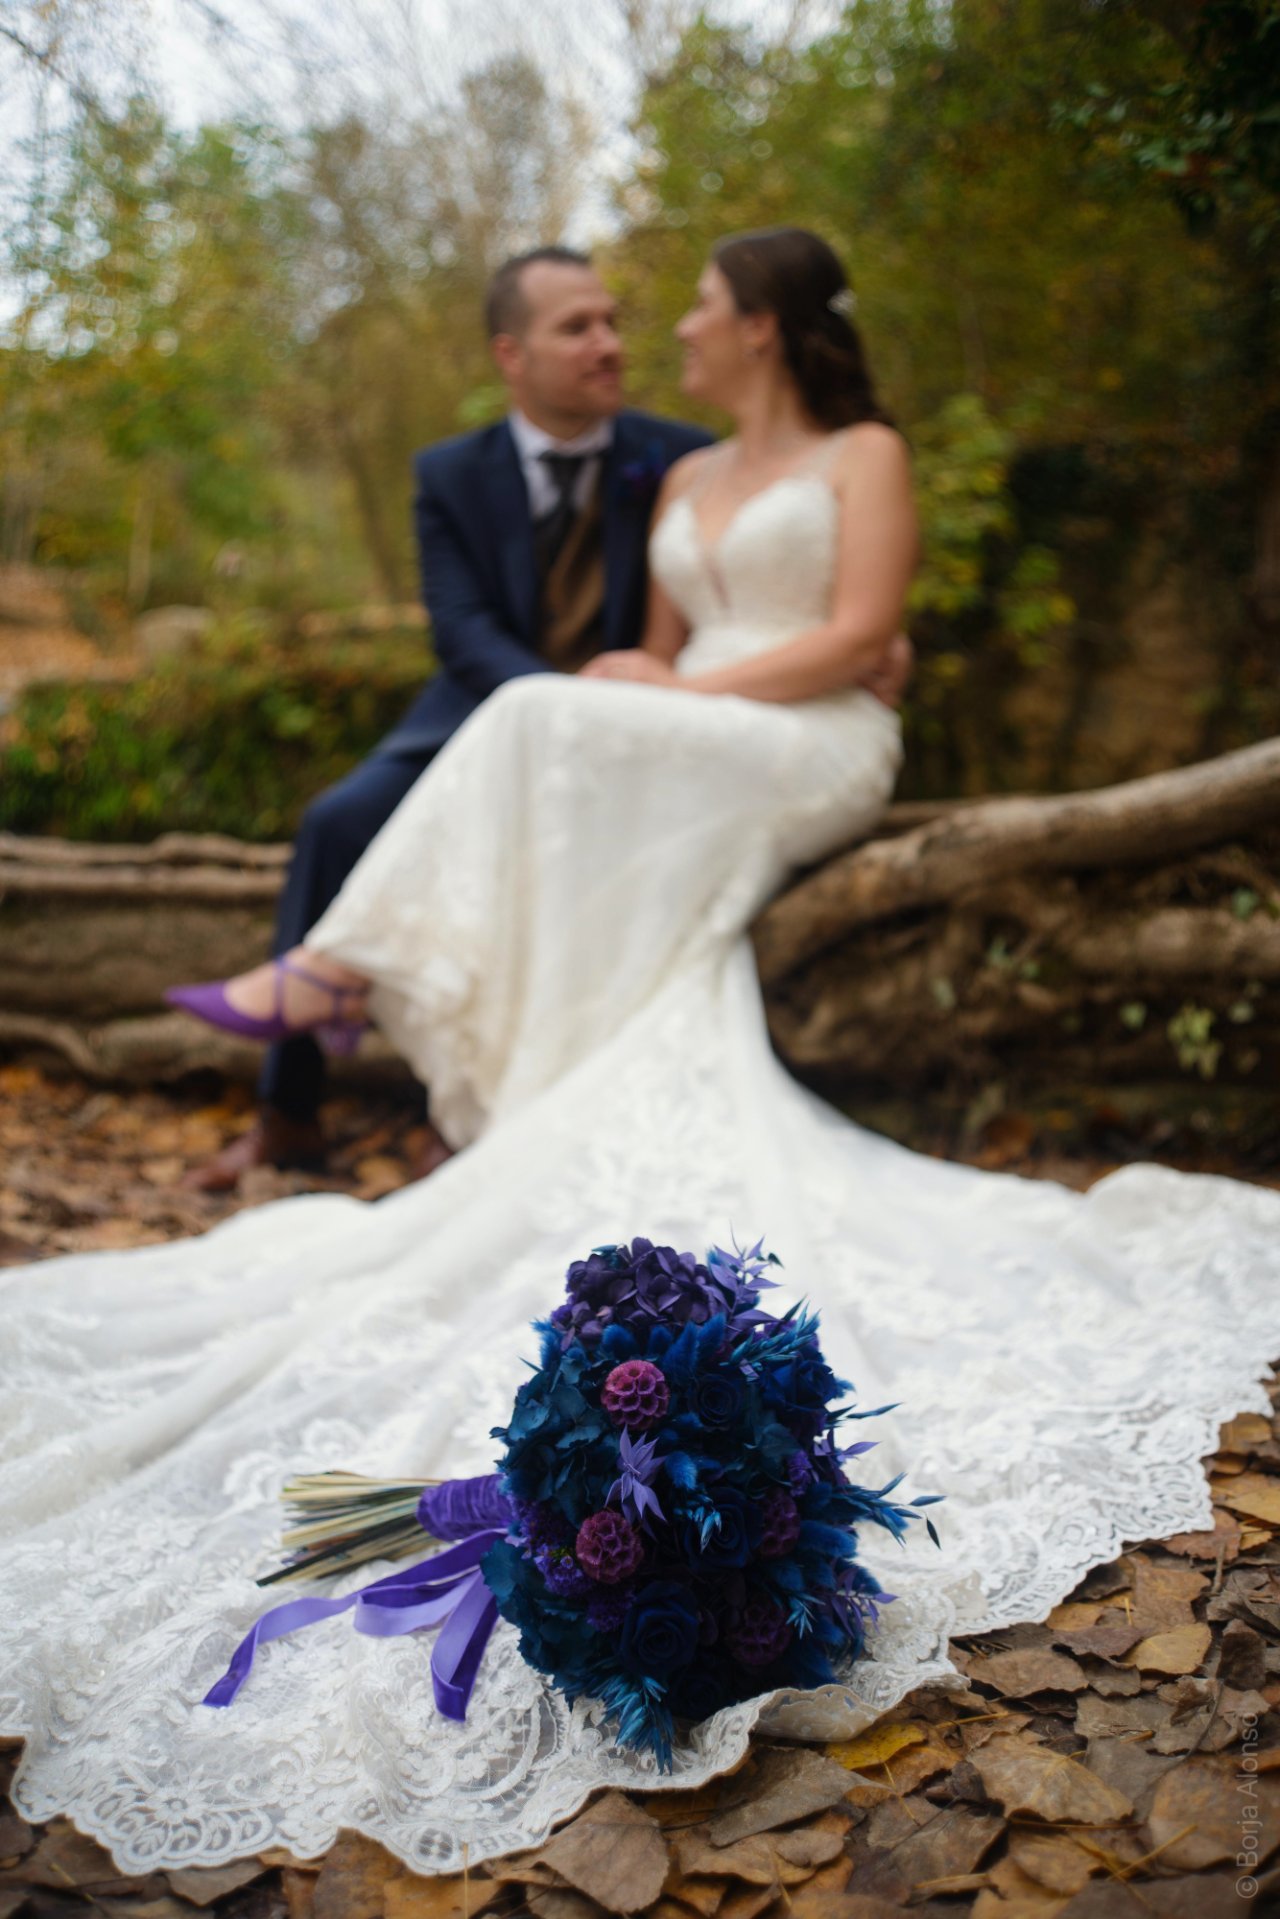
left=258, top=1472, right=439, bottom=1587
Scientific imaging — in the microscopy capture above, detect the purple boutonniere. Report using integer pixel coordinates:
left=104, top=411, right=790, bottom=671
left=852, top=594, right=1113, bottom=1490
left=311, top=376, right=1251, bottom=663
left=619, top=443, right=671, bottom=503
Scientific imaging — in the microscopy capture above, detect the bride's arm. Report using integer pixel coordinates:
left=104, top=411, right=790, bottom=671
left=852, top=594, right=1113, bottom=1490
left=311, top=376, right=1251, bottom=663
left=683, top=424, right=918, bottom=703
left=580, top=451, right=713, bottom=677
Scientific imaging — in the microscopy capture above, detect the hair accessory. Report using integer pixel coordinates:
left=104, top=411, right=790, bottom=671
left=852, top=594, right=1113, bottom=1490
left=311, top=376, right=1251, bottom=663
left=827, top=288, right=857, bottom=318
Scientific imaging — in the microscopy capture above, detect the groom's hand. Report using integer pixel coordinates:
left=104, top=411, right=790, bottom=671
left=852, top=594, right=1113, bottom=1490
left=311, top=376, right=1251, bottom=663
left=860, top=631, right=914, bottom=708
left=580, top=652, right=678, bottom=687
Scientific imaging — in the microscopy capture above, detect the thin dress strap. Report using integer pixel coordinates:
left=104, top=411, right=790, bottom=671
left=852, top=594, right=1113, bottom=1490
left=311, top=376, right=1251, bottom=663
left=798, top=427, right=853, bottom=480
left=684, top=442, right=735, bottom=502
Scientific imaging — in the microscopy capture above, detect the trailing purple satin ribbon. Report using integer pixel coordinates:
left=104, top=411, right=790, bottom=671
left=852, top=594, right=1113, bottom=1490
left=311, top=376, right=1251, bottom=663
left=418, top=1473, right=512, bottom=1539
left=203, top=1528, right=503, bottom=1720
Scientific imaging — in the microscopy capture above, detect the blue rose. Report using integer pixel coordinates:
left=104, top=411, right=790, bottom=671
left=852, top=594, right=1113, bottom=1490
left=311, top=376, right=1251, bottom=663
left=684, top=1487, right=760, bottom=1568
left=668, top=1655, right=737, bottom=1724
left=691, top=1371, right=744, bottom=1428
left=761, top=1345, right=837, bottom=1433
left=618, top=1579, right=700, bottom=1677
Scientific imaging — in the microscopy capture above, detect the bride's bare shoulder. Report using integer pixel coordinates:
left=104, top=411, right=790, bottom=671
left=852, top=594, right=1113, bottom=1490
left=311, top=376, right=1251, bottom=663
left=829, top=421, right=913, bottom=500
left=834, top=420, right=911, bottom=469
left=661, top=442, right=726, bottom=502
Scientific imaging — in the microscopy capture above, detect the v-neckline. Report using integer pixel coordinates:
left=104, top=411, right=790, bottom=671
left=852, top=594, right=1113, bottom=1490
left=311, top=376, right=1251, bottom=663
left=677, top=466, right=840, bottom=610
left=684, top=466, right=838, bottom=560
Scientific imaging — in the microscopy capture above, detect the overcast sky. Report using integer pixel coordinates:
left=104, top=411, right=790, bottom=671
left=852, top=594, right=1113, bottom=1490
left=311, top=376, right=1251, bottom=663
left=0, top=0, right=845, bottom=321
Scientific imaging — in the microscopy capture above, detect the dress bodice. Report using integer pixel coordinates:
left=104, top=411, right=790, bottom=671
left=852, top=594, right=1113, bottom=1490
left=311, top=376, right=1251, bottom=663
left=649, top=470, right=841, bottom=675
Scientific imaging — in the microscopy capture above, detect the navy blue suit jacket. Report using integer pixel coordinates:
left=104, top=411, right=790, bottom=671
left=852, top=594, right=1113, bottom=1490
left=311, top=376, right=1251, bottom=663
left=377, top=409, right=714, bottom=760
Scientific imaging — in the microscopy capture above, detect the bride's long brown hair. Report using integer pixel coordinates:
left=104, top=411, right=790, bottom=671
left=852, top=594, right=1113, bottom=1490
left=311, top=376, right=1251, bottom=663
left=712, top=227, right=894, bottom=433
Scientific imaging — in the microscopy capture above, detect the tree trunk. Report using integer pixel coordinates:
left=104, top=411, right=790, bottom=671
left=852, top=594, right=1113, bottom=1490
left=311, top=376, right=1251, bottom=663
left=1, top=745, right=1277, bottom=1096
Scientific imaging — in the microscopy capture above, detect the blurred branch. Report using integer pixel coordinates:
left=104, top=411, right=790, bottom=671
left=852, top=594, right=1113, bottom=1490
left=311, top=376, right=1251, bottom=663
left=0, top=15, right=106, bottom=119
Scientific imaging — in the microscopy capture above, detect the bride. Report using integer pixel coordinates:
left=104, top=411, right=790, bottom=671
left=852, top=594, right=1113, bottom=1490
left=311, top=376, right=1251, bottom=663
left=3, top=227, right=1279, bottom=1878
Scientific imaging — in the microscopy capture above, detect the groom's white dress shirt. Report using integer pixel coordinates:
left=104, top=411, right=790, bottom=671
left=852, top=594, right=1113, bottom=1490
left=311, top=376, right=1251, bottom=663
left=508, top=410, right=614, bottom=520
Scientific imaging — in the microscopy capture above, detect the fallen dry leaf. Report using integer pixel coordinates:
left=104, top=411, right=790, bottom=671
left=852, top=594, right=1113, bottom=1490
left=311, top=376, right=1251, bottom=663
left=707, top=1749, right=852, bottom=1845
left=972, top=1854, right=1072, bottom=1916
left=1121, top=1559, right=1207, bottom=1635
left=1045, top=1603, right=1102, bottom=1631
left=1162, top=1507, right=1243, bottom=1562
left=656, top=1873, right=724, bottom=1918
left=383, top=1871, right=501, bottom=1918
left=671, top=1827, right=781, bottom=1888
left=163, top=1860, right=269, bottom=1906
left=1125, top=1623, right=1212, bottom=1676
left=536, top=1792, right=667, bottom=1913
left=966, top=1647, right=1088, bottom=1697
left=785, top=1888, right=901, bottom=1919
left=970, top=1731, right=1134, bottom=1825
left=847, top=1805, right=1004, bottom=1901
left=526, top=1890, right=606, bottom=1919
left=770, top=1814, right=848, bottom=1870
left=1006, top=1828, right=1101, bottom=1896
left=713, top=1885, right=777, bottom=1919
left=1214, top=1470, right=1280, bottom=1520
left=1219, top=1413, right=1273, bottom=1451
left=307, top=1831, right=404, bottom=1919
left=839, top=1734, right=958, bottom=1807
left=825, top=1720, right=925, bottom=1772
left=1145, top=1753, right=1280, bottom=1870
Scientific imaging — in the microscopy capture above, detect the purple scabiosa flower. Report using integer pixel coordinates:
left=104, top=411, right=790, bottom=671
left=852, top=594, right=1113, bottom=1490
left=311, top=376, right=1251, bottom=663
left=586, top=1584, right=636, bottom=1633
left=725, top=1595, right=793, bottom=1668
left=534, top=1544, right=593, bottom=1599
left=601, top=1359, right=670, bottom=1430
left=759, top=1487, right=802, bottom=1559
left=576, top=1509, right=645, bottom=1584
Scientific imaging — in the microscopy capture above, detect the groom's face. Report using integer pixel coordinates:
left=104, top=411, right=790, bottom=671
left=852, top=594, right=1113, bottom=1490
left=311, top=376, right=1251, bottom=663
left=496, top=262, right=625, bottom=429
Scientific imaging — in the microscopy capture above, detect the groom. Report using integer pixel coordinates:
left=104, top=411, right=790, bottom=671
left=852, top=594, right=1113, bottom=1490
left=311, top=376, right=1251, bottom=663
left=187, top=246, right=715, bottom=1191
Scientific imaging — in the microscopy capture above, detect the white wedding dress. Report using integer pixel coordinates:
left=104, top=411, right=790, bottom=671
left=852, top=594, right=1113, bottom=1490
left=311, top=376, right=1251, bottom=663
left=3, top=457, right=1279, bottom=1878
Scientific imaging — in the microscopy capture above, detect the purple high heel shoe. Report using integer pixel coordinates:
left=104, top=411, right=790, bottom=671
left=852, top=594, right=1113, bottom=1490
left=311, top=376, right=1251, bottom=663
left=165, top=955, right=369, bottom=1056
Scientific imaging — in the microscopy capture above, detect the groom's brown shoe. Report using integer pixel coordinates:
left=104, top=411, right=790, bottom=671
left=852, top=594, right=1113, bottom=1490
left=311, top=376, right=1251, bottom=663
left=181, top=1108, right=327, bottom=1193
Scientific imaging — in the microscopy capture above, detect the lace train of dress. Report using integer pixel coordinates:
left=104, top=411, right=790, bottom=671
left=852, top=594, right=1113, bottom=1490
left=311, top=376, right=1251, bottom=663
left=2, top=468, right=1279, bottom=1875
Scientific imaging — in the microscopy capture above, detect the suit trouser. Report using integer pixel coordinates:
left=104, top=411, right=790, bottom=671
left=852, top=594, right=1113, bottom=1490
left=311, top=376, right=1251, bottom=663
left=258, top=749, right=432, bottom=1119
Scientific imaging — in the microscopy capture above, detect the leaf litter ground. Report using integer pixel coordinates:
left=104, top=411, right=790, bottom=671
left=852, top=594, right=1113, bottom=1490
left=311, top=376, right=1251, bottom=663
left=2, top=1059, right=1279, bottom=1918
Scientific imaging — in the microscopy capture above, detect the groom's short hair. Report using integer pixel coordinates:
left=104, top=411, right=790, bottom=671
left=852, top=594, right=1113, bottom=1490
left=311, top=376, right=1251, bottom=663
left=485, top=246, right=593, bottom=338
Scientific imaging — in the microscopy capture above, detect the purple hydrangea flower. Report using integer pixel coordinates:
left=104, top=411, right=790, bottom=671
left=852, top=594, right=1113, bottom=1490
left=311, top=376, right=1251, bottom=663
left=552, top=1240, right=731, bottom=1348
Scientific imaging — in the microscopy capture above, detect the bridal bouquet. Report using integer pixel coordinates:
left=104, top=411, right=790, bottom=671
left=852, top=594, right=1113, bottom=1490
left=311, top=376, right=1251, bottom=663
left=205, top=1237, right=939, bottom=1768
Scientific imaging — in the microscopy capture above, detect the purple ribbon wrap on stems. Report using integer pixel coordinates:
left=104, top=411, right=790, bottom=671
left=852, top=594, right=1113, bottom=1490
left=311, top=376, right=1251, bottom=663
left=418, top=1472, right=512, bottom=1539
left=204, top=1474, right=515, bottom=1721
